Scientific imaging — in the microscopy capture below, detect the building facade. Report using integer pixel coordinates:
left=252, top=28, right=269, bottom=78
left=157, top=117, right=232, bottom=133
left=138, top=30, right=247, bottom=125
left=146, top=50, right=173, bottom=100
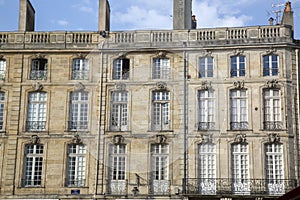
left=0, top=0, right=299, bottom=199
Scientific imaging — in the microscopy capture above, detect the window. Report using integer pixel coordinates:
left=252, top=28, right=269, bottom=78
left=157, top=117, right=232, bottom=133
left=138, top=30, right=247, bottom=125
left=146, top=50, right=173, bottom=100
left=199, top=57, right=213, bottom=78
left=113, top=58, right=130, bottom=80
left=66, top=144, right=86, bottom=187
left=0, top=59, right=6, bottom=80
left=231, top=143, right=250, bottom=194
left=198, top=90, right=215, bottom=130
left=110, top=91, right=128, bottom=131
left=263, top=55, right=278, bottom=76
left=23, top=144, right=44, bottom=187
left=263, top=89, right=282, bottom=130
left=150, top=144, right=169, bottom=195
left=230, top=89, right=248, bottom=130
left=30, top=58, right=47, bottom=80
left=0, top=92, right=5, bottom=130
left=198, top=143, right=216, bottom=194
left=265, top=143, right=284, bottom=195
left=69, top=91, right=89, bottom=131
left=26, top=92, right=47, bottom=131
left=152, top=91, right=170, bottom=131
left=230, top=55, right=245, bottom=77
left=72, top=58, right=89, bottom=80
left=152, top=58, right=170, bottom=79
left=108, top=144, right=127, bottom=195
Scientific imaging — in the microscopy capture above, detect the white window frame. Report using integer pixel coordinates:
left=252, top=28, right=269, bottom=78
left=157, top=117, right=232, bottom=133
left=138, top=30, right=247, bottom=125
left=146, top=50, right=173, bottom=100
left=113, top=58, right=130, bottom=80
left=0, top=92, right=5, bottom=130
left=23, top=144, right=44, bottom=187
left=265, top=143, right=285, bottom=195
left=108, top=144, right=127, bottom=195
left=69, top=91, right=89, bottom=131
left=72, top=58, right=89, bottom=80
left=231, top=143, right=250, bottom=194
left=26, top=92, right=47, bottom=131
left=230, top=55, right=246, bottom=77
left=31, top=58, right=48, bottom=80
left=0, top=59, right=6, bottom=80
left=198, top=90, right=215, bottom=130
left=263, top=54, right=279, bottom=76
left=152, top=91, right=170, bottom=131
left=199, top=56, right=214, bottom=78
left=198, top=143, right=216, bottom=194
left=110, top=91, right=128, bottom=131
left=230, top=89, right=248, bottom=130
left=150, top=144, right=169, bottom=195
left=263, top=89, right=282, bottom=130
left=152, top=58, right=170, bottom=79
left=66, top=144, right=86, bottom=187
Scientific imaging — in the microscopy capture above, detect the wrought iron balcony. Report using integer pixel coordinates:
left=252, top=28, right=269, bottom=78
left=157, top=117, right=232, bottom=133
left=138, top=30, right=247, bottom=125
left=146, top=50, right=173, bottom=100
left=65, top=178, right=85, bottom=187
left=184, top=178, right=297, bottom=196
left=107, top=179, right=128, bottom=195
left=68, top=121, right=88, bottom=131
left=264, top=121, right=283, bottom=130
left=30, top=70, right=47, bottom=80
left=230, top=122, right=248, bottom=130
left=198, top=122, right=215, bottom=131
left=26, top=121, right=46, bottom=132
left=149, top=179, right=170, bottom=195
left=22, top=178, right=42, bottom=187
left=71, top=71, right=89, bottom=80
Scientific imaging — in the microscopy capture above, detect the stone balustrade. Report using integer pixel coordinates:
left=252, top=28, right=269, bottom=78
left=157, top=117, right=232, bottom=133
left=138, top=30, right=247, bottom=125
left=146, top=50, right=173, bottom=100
left=0, top=25, right=293, bottom=49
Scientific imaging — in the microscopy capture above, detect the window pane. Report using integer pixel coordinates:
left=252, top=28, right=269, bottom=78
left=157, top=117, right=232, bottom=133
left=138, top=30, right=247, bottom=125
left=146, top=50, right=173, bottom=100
left=69, top=91, right=89, bottom=130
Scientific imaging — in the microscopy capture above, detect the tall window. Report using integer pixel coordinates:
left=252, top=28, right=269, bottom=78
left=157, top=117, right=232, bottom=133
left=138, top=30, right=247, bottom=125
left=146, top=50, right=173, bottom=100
left=150, top=144, right=169, bottom=195
left=0, top=59, right=6, bottom=80
left=66, top=144, right=86, bottom=187
left=23, top=144, right=44, bottom=187
left=231, top=143, right=250, bottom=194
left=230, top=89, right=248, bottom=130
left=198, top=90, right=215, bottom=130
left=263, top=89, right=282, bottom=130
left=109, top=144, right=127, bottom=195
left=110, top=91, right=128, bottom=131
left=72, top=58, right=89, bottom=80
left=26, top=92, right=47, bottom=131
left=152, top=91, right=170, bottom=131
left=265, top=143, right=284, bottom=195
left=69, top=91, right=89, bottom=131
left=198, top=143, right=216, bottom=194
left=230, top=55, right=245, bottom=77
left=199, top=57, right=213, bottom=78
left=30, top=58, right=47, bottom=80
left=263, top=55, right=278, bottom=76
left=152, top=58, right=170, bottom=79
left=0, top=92, right=5, bottom=130
left=113, top=58, right=130, bottom=80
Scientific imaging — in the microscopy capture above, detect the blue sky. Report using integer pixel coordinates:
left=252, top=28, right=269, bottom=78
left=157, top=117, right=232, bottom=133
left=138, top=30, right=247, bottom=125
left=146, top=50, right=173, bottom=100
left=0, top=0, right=300, bottom=38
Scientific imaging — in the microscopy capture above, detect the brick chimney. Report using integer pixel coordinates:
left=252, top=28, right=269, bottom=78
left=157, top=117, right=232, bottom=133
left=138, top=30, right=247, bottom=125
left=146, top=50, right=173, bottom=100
left=173, top=0, right=193, bottom=30
left=98, top=0, right=110, bottom=32
left=18, top=0, right=35, bottom=32
left=281, top=1, right=294, bottom=33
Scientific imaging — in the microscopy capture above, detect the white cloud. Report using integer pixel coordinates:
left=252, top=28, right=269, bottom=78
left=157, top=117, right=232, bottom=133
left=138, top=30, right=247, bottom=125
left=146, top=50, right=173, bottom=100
left=57, top=20, right=69, bottom=27
left=72, top=0, right=96, bottom=14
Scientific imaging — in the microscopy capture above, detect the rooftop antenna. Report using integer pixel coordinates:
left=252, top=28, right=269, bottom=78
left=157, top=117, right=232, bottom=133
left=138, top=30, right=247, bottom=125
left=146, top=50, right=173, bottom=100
left=271, top=2, right=285, bottom=24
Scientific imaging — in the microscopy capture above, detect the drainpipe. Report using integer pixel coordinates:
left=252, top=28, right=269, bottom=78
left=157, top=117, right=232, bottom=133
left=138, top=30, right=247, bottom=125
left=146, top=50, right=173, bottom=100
left=183, top=43, right=188, bottom=194
left=295, top=49, right=300, bottom=184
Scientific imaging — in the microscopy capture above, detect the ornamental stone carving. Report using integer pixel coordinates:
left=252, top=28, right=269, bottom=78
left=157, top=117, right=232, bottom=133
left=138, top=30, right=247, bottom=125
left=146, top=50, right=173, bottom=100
left=201, top=81, right=212, bottom=90
left=156, top=82, right=167, bottom=90
left=156, top=135, right=167, bottom=144
left=265, top=79, right=280, bottom=89
left=233, top=80, right=245, bottom=89
left=234, top=134, right=247, bottom=144
left=116, top=83, right=126, bottom=91
left=32, top=82, right=43, bottom=91
left=113, top=135, right=125, bottom=144
left=71, top=134, right=83, bottom=144
left=74, top=82, right=85, bottom=91
left=30, top=135, right=40, bottom=144
left=268, top=133, right=280, bottom=143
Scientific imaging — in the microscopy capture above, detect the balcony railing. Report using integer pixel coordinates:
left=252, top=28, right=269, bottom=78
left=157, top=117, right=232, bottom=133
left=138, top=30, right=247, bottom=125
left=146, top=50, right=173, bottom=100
left=65, top=178, right=85, bottom=187
left=264, top=121, right=283, bottom=130
left=71, top=71, right=89, bottom=80
left=230, top=122, right=248, bottom=130
left=68, top=121, right=88, bottom=131
left=149, top=179, right=170, bottom=195
left=22, top=178, right=42, bottom=187
left=26, top=121, right=46, bottom=131
left=198, top=122, right=215, bottom=131
left=107, top=179, right=128, bottom=195
left=184, top=178, right=297, bottom=196
left=30, top=70, right=47, bottom=80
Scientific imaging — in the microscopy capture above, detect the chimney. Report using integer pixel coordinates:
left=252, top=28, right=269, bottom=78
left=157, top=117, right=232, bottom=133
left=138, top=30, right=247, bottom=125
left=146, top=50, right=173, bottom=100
left=98, top=0, right=110, bottom=32
left=173, top=0, right=193, bottom=30
left=18, top=0, right=35, bottom=31
left=281, top=1, right=294, bottom=33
